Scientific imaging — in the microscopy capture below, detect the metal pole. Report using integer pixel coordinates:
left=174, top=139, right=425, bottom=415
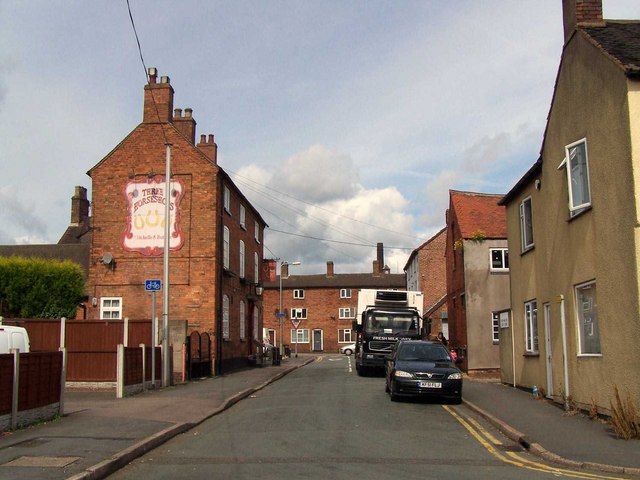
left=162, top=143, right=171, bottom=387
left=151, top=291, right=156, bottom=388
left=279, top=262, right=283, bottom=357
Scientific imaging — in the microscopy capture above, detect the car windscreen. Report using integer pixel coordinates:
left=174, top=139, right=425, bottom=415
left=364, top=310, right=419, bottom=334
left=397, top=344, right=451, bottom=362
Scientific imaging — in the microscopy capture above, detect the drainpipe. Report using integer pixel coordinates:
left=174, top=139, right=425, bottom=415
left=558, top=294, right=570, bottom=409
left=511, top=312, right=516, bottom=388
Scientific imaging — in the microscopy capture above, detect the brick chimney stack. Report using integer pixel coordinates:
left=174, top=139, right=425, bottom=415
left=173, top=108, right=196, bottom=144
left=71, top=186, right=90, bottom=225
left=377, top=242, right=384, bottom=273
left=143, top=67, right=174, bottom=123
left=281, top=263, right=289, bottom=279
left=326, top=261, right=334, bottom=277
left=562, top=0, right=604, bottom=44
left=197, top=134, right=218, bottom=164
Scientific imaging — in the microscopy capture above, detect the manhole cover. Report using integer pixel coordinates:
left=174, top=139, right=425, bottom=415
left=2, top=456, right=80, bottom=468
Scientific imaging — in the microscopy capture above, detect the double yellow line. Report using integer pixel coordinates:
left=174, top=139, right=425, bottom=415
left=443, top=405, right=625, bottom=480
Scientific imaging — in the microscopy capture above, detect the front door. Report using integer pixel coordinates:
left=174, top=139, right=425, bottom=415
left=313, top=329, right=323, bottom=351
left=544, top=303, right=554, bottom=399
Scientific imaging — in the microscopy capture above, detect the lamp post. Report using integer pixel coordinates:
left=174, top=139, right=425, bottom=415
left=279, top=260, right=300, bottom=357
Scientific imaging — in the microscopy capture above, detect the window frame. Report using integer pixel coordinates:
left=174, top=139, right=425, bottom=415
left=489, top=248, right=509, bottom=272
left=223, top=186, right=231, bottom=214
left=239, top=204, right=246, bottom=230
left=340, top=288, right=352, bottom=299
left=293, top=289, right=305, bottom=299
left=491, top=312, right=500, bottom=343
left=339, top=307, right=353, bottom=319
left=222, top=294, right=230, bottom=340
left=254, top=252, right=259, bottom=283
left=519, top=196, right=534, bottom=252
left=223, top=226, right=230, bottom=270
left=291, top=328, right=309, bottom=344
left=100, top=297, right=122, bottom=320
left=338, top=329, right=353, bottom=343
left=524, top=299, right=538, bottom=354
left=575, top=280, right=601, bottom=356
left=291, top=308, right=307, bottom=319
left=239, top=240, right=245, bottom=278
left=254, top=220, right=260, bottom=243
left=239, top=300, right=246, bottom=340
left=565, top=138, right=592, bottom=214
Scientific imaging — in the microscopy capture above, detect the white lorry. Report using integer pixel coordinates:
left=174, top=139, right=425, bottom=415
left=353, top=289, right=423, bottom=375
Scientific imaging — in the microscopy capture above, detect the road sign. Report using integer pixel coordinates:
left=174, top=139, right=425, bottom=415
left=145, top=279, right=162, bottom=291
left=291, top=318, right=302, bottom=329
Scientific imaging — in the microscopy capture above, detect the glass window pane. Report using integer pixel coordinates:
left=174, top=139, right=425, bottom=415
left=577, top=283, right=600, bottom=354
left=568, top=143, right=591, bottom=209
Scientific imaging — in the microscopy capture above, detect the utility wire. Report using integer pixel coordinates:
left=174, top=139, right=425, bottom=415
left=227, top=169, right=430, bottom=244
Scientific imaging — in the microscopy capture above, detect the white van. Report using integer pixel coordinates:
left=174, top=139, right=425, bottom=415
left=0, top=326, right=31, bottom=354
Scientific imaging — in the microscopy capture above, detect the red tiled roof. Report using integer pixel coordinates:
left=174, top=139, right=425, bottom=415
left=450, top=190, right=507, bottom=239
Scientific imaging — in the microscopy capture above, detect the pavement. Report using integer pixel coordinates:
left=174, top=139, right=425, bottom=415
left=0, top=355, right=638, bottom=479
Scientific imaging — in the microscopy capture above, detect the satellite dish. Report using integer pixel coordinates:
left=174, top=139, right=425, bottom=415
left=102, top=253, right=114, bottom=265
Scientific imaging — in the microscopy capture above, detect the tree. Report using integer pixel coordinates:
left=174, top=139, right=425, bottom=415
left=0, top=256, right=85, bottom=318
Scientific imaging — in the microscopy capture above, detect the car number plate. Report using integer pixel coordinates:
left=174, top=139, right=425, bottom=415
left=419, top=381, right=442, bottom=389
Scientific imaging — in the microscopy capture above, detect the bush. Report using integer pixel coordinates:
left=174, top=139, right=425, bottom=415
left=0, top=256, right=85, bottom=318
left=610, top=385, right=640, bottom=440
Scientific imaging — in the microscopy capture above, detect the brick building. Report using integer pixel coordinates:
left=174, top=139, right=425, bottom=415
left=445, top=190, right=509, bottom=373
left=85, top=68, right=267, bottom=374
left=404, top=227, right=447, bottom=339
left=262, top=244, right=405, bottom=354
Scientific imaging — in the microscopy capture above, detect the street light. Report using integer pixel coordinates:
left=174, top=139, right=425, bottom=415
left=279, top=260, right=300, bottom=358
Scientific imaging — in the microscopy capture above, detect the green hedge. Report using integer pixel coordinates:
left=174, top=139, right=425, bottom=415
left=0, top=256, right=85, bottom=318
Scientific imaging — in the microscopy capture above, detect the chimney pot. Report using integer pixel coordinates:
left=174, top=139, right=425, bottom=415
left=208, top=134, right=214, bottom=143
left=148, top=67, right=157, bottom=84
left=200, top=134, right=206, bottom=143
left=174, top=108, right=182, bottom=118
left=160, top=75, right=170, bottom=84
left=185, top=108, right=193, bottom=118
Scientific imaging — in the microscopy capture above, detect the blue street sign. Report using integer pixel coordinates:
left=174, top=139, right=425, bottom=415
left=145, top=279, right=162, bottom=291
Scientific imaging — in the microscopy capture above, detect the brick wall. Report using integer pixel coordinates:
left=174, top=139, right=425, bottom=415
left=86, top=71, right=265, bottom=374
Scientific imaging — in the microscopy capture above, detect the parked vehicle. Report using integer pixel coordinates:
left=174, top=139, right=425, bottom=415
left=353, top=289, right=423, bottom=375
left=0, top=325, right=30, bottom=354
left=340, top=343, right=355, bottom=355
left=385, top=340, right=462, bottom=403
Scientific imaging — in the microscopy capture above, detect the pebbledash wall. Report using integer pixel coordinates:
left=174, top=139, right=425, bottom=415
left=85, top=68, right=267, bottom=374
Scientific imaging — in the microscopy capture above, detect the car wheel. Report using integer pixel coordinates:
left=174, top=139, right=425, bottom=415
left=343, top=349, right=353, bottom=356
left=389, top=384, right=399, bottom=401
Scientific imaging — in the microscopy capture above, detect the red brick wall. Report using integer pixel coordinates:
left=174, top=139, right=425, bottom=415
left=86, top=76, right=265, bottom=373
left=445, top=205, right=468, bottom=368
left=262, top=286, right=357, bottom=353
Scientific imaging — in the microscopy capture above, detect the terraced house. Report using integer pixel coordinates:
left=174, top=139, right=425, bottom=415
left=499, top=0, right=640, bottom=413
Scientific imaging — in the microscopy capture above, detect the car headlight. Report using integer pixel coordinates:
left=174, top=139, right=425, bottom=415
left=448, top=372, right=462, bottom=380
left=394, top=370, right=413, bottom=379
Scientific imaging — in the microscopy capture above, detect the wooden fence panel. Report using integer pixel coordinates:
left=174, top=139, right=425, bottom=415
left=1, top=318, right=60, bottom=352
left=18, top=352, right=62, bottom=410
left=0, top=355, right=13, bottom=415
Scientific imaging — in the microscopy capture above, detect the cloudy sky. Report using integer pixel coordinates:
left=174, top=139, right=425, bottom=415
left=1, top=1, right=638, bottom=275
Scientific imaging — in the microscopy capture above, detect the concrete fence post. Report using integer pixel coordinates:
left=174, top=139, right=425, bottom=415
left=140, top=343, right=146, bottom=391
left=60, top=317, right=66, bottom=351
left=116, top=344, right=124, bottom=399
left=59, top=348, right=67, bottom=416
left=123, top=317, right=129, bottom=347
left=11, top=348, right=20, bottom=430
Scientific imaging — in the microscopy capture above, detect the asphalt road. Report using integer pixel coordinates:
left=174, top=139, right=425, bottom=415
left=107, top=355, right=632, bottom=480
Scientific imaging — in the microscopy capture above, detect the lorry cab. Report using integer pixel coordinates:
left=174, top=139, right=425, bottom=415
left=0, top=326, right=31, bottom=354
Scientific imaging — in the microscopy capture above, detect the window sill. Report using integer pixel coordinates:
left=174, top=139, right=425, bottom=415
left=520, top=245, right=535, bottom=256
left=577, top=353, right=602, bottom=358
left=490, top=269, right=509, bottom=274
left=567, top=205, right=592, bottom=223
left=523, top=352, right=539, bottom=357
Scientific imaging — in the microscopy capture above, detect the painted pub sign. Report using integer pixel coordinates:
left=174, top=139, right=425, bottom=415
left=122, top=176, right=185, bottom=255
